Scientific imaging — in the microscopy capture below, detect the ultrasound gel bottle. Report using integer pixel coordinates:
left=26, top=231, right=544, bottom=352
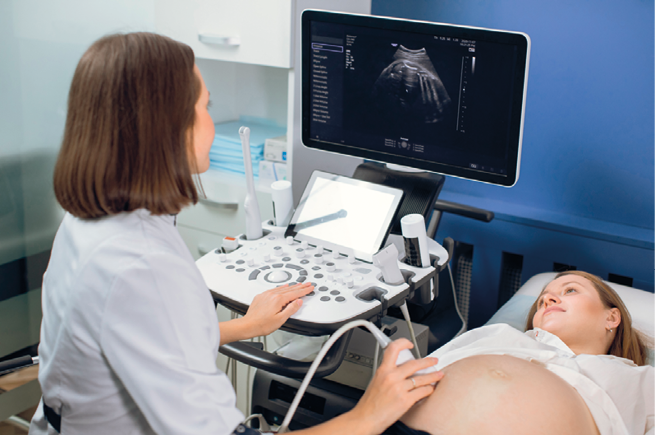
left=401, top=214, right=430, bottom=268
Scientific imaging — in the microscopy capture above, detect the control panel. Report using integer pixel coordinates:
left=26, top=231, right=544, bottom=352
left=196, top=223, right=435, bottom=335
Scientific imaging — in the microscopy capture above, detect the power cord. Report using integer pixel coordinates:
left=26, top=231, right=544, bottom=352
left=242, top=414, right=271, bottom=432
left=448, top=263, right=467, bottom=337
left=245, top=335, right=267, bottom=415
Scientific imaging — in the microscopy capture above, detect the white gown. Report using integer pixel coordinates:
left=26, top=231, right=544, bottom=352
left=429, top=323, right=654, bottom=435
left=29, top=209, right=244, bottom=435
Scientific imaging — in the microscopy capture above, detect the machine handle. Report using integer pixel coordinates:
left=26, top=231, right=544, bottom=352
left=198, top=197, right=238, bottom=210
left=0, top=355, right=38, bottom=376
left=198, top=33, right=241, bottom=46
left=434, top=200, right=494, bottom=223
left=219, top=330, right=353, bottom=379
left=442, top=237, right=455, bottom=264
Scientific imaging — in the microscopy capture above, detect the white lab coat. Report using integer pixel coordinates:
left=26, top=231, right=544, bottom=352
left=29, top=209, right=244, bottom=435
left=429, top=323, right=654, bottom=435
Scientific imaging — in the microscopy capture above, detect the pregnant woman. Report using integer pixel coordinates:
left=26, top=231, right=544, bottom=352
left=390, top=270, right=653, bottom=435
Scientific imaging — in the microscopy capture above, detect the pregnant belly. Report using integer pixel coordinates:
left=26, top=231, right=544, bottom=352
left=401, top=354, right=599, bottom=435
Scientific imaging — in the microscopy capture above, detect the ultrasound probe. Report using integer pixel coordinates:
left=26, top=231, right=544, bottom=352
left=240, top=126, right=263, bottom=240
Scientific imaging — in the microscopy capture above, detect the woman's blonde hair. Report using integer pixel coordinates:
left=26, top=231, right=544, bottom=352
left=54, top=32, right=201, bottom=218
left=526, top=270, right=650, bottom=366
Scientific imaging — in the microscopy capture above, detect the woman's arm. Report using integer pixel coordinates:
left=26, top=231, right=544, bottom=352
left=219, top=285, right=444, bottom=435
left=219, top=282, right=314, bottom=345
left=292, top=339, right=444, bottom=435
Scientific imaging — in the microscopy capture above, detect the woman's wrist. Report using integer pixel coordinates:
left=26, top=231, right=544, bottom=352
left=219, top=316, right=261, bottom=345
left=236, top=314, right=262, bottom=340
left=346, top=403, right=385, bottom=435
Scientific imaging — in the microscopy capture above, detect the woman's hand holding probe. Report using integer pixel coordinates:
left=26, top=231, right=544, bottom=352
left=291, top=338, right=443, bottom=435
left=219, top=282, right=314, bottom=345
left=351, top=338, right=444, bottom=435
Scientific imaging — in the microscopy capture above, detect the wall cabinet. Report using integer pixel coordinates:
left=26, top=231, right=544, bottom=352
left=155, top=0, right=293, bottom=68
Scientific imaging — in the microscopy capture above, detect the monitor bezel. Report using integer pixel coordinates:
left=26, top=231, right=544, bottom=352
left=301, top=10, right=530, bottom=187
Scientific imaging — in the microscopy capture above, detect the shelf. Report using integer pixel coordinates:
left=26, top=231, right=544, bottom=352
left=440, top=191, right=654, bottom=250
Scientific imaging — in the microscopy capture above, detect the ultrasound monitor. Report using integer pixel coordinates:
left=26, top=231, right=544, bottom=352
left=301, top=10, right=530, bottom=187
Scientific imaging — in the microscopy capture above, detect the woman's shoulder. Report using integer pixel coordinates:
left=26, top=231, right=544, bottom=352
left=63, top=209, right=181, bottom=251
left=52, top=210, right=192, bottom=281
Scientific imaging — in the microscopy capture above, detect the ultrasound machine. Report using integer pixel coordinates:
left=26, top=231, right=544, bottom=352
left=196, top=10, right=530, bottom=431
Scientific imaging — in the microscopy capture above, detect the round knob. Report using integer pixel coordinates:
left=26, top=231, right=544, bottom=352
left=301, top=240, right=309, bottom=249
left=264, top=254, right=271, bottom=262
left=348, top=254, right=356, bottom=264
left=247, top=258, right=255, bottom=267
left=317, top=245, right=324, bottom=253
left=315, top=255, right=323, bottom=265
left=286, top=236, right=294, bottom=245
left=327, top=273, right=335, bottom=281
left=267, top=270, right=290, bottom=283
left=326, top=263, right=336, bottom=272
left=346, top=278, right=354, bottom=288
left=275, top=249, right=285, bottom=257
left=218, top=253, right=227, bottom=262
left=337, top=277, right=344, bottom=284
left=296, top=250, right=305, bottom=259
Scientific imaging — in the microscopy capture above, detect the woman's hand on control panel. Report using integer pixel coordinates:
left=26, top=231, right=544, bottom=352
left=219, top=283, right=314, bottom=345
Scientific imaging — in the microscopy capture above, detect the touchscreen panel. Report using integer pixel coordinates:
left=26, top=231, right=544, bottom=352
left=285, top=171, right=403, bottom=262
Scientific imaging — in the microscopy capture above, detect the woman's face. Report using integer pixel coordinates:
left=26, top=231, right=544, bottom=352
left=191, top=65, right=214, bottom=173
left=532, top=274, right=620, bottom=353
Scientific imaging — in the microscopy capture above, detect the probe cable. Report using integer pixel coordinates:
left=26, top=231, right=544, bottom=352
left=398, top=301, right=421, bottom=358
left=277, top=319, right=384, bottom=433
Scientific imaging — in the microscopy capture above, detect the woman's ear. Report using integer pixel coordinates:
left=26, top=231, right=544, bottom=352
left=606, top=307, right=621, bottom=330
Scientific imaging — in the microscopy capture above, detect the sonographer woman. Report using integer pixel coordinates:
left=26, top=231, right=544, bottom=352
left=28, top=32, right=443, bottom=435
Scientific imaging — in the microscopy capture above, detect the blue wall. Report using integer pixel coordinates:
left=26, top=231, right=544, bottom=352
left=372, top=0, right=653, bottom=230
left=373, top=0, right=654, bottom=326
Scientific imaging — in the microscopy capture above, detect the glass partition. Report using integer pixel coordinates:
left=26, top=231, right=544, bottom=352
left=0, top=0, right=155, bottom=425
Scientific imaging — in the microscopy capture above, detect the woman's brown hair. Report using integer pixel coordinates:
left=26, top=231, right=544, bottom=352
left=54, top=32, right=201, bottom=218
left=526, top=270, right=650, bottom=366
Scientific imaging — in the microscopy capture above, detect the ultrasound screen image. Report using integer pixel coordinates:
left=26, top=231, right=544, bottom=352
left=372, top=45, right=452, bottom=125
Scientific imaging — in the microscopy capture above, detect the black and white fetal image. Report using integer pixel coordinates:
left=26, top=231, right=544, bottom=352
left=342, top=38, right=460, bottom=149
left=372, top=45, right=452, bottom=125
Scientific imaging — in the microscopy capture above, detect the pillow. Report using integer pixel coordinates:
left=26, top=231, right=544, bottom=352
left=487, top=272, right=654, bottom=365
left=486, top=294, right=536, bottom=331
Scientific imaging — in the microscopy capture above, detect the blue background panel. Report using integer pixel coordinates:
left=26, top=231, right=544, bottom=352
left=372, top=0, right=654, bottom=327
left=372, top=0, right=654, bottom=230
left=436, top=211, right=654, bottom=327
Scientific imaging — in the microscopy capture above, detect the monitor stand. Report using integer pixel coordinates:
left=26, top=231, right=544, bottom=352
left=352, top=161, right=445, bottom=236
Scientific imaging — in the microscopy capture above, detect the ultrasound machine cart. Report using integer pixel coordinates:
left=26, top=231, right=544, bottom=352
left=195, top=9, right=530, bottom=430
